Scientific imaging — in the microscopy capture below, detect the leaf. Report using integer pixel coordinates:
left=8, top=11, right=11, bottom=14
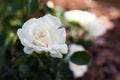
left=40, top=54, right=52, bottom=69
left=5, top=32, right=15, bottom=46
left=54, top=7, right=65, bottom=23
left=54, top=7, right=64, bottom=18
left=0, top=47, right=5, bottom=69
left=76, top=39, right=92, bottom=48
left=70, top=51, right=90, bottom=65
left=34, top=72, right=52, bottom=80
left=68, top=21, right=82, bottom=28
left=18, top=63, right=31, bottom=77
left=12, top=54, right=27, bottom=68
left=28, top=0, right=38, bottom=16
left=59, top=62, right=72, bottom=80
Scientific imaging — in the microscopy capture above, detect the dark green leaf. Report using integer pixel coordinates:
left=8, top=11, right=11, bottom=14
left=70, top=51, right=90, bottom=65
left=40, top=54, right=52, bottom=69
left=0, top=47, right=5, bottom=69
left=76, top=39, right=92, bottom=48
left=59, top=62, right=72, bottom=80
left=12, top=54, right=27, bottom=68
left=18, top=63, right=31, bottom=77
left=28, top=0, right=38, bottom=16
left=34, top=72, right=52, bottom=80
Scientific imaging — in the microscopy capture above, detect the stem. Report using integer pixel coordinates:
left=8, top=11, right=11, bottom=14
left=28, top=0, right=31, bottom=16
left=33, top=53, right=44, bottom=68
left=55, top=58, right=65, bottom=80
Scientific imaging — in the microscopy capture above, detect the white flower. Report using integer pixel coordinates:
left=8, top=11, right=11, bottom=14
left=64, top=10, right=106, bottom=39
left=17, top=14, right=68, bottom=58
left=47, top=0, right=54, bottom=8
left=66, top=44, right=88, bottom=78
left=69, top=61, right=88, bottom=78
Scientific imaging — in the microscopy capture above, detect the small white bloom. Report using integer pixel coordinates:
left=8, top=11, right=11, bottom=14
left=69, top=61, right=88, bottom=78
left=64, top=10, right=106, bottom=39
left=17, top=14, right=68, bottom=58
left=47, top=0, right=54, bottom=8
left=66, top=44, right=87, bottom=78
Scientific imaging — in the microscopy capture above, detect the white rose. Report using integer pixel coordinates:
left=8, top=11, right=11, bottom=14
left=47, top=0, right=54, bottom=9
left=69, top=61, right=88, bottom=78
left=17, top=14, right=68, bottom=58
left=66, top=44, right=88, bottom=78
left=64, top=10, right=106, bottom=39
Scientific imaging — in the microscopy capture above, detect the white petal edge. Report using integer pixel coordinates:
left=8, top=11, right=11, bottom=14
left=57, top=28, right=66, bottom=44
left=44, top=14, right=62, bottom=29
left=22, top=18, right=36, bottom=29
left=17, top=29, right=32, bottom=47
left=24, top=47, right=34, bottom=54
left=52, top=44, right=68, bottom=54
left=50, top=50, right=63, bottom=58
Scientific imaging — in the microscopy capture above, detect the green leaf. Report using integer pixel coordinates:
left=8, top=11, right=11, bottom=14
left=59, top=62, right=72, bottom=80
left=40, top=54, right=52, bottom=69
left=5, top=32, right=15, bottom=46
left=54, top=7, right=64, bottom=18
left=54, top=7, right=65, bottom=23
left=76, top=39, right=92, bottom=48
left=34, top=72, right=52, bottom=80
left=18, top=63, right=31, bottom=77
left=12, top=54, right=27, bottom=68
left=70, top=51, right=90, bottom=65
left=68, top=21, right=82, bottom=28
left=28, top=0, right=38, bottom=16
left=0, top=47, right=5, bottom=69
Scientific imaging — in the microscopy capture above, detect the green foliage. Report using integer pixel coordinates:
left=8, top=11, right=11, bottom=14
left=54, top=7, right=65, bottom=23
left=28, top=0, right=39, bottom=16
left=70, top=51, right=91, bottom=65
left=58, top=62, right=73, bottom=80
left=76, top=39, right=92, bottom=48
left=67, top=21, right=82, bottom=28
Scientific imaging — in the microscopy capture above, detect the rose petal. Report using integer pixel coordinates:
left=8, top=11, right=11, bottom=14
left=89, top=19, right=106, bottom=36
left=50, top=50, right=63, bottom=58
left=44, top=14, right=62, bottom=29
left=17, top=19, right=37, bottom=44
left=53, top=44, right=68, bottom=54
left=57, top=28, right=66, bottom=44
left=24, top=47, right=34, bottom=54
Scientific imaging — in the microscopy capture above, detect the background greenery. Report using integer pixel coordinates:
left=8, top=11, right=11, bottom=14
left=0, top=0, right=58, bottom=80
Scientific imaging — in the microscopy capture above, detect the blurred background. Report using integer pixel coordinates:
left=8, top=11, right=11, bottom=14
left=0, top=0, right=120, bottom=80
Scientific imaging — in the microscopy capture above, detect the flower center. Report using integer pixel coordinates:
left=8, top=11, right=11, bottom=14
left=33, top=30, right=48, bottom=47
left=36, top=31, right=46, bottom=39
